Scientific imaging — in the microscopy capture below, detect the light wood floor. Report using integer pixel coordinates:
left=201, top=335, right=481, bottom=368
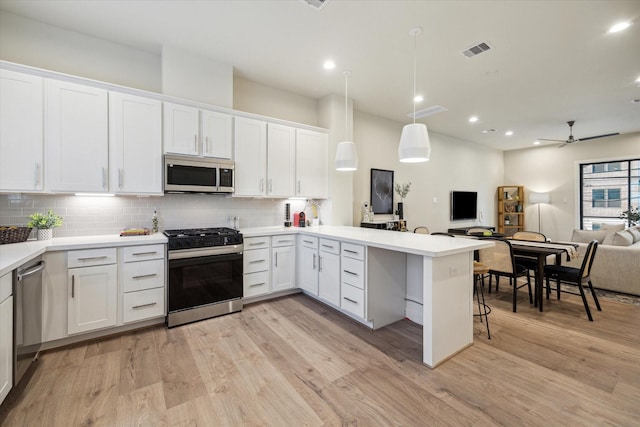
left=1, top=286, right=639, bottom=426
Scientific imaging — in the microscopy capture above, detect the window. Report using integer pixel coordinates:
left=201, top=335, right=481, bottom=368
left=580, top=159, right=639, bottom=229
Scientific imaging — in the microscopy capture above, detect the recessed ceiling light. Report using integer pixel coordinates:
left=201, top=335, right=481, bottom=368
left=468, top=116, right=479, bottom=123
left=608, top=21, right=631, bottom=33
left=533, top=140, right=540, bottom=145
left=323, top=60, right=336, bottom=70
left=414, top=95, right=424, bottom=103
left=505, top=130, right=514, bottom=136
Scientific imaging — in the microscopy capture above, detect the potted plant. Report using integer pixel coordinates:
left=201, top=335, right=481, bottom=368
left=620, top=206, right=639, bottom=226
left=27, top=209, right=63, bottom=240
left=394, top=182, right=411, bottom=220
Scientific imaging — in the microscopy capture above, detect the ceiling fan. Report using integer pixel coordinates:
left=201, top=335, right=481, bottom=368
left=539, top=120, right=619, bottom=148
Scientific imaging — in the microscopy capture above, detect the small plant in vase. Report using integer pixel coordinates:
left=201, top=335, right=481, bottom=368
left=620, top=206, right=639, bottom=226
left=394, top=182, right=411, bottom=220
left=27, top=209, right=63, bottom=240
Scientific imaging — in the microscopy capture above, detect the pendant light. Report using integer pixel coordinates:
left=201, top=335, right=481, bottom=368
left=398, top=27, right=431, bottom=163
left=335, top=71, right=358, bottom=171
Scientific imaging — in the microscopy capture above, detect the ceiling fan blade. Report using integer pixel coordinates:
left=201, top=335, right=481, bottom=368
left=576, top=132, right=620, bottom=142
left=557, top=142, right=568, bottom=148
left=538, top=138, right=567, bottom=142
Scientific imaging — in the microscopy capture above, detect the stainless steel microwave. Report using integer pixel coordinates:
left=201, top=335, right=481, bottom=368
left=164, top=154, right=234, bottom=194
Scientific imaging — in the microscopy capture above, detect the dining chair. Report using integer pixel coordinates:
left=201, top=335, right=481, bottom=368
left=544, top=240, right=601, bottom=321
left=478, top=238, right=532, bottom=312
left=512, top=231, right=549, bottom=283
left=413, top=226, right=429, bottom=234
left=473, top=261, right=491, bottom=339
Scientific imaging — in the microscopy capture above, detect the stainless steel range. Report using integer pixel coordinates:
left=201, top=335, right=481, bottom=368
left=164, top=227, right=243, bottom=328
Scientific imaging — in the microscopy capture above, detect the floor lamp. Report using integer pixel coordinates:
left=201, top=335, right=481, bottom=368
left=529, top=192, right=550, bottom=233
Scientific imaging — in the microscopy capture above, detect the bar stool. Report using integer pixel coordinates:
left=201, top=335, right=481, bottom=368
left=473, top=261, right=491, bottom=339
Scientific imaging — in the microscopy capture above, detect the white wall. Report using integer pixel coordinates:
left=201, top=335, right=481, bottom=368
left=0, top=11, right=162, bottom=92
left=233, top=76, right=318, bottom=126
left=504, top=132, right=640, bottom=241
left=353, top=111, right=504, bottom=233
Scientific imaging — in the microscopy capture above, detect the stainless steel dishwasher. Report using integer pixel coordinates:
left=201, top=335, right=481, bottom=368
left=14, top=256, right=45, bottom=385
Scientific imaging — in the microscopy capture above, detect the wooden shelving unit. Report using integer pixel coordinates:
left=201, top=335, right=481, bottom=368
left=497, top=186, right=524, bottom=236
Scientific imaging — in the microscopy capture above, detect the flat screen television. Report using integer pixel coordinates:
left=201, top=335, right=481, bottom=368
left=451, top=191, right=478, bottom=221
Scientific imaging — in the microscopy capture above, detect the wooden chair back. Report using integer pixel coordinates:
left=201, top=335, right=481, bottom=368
left=413, top=226, right=429, bottom=234
left=512, top=231, right=546, bottom=242
left=478, top=238, right=516, bottom=275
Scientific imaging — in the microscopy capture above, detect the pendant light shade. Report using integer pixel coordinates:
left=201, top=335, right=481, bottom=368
left=399, top=123, right=430, bottom=162
left=399, top=27, right=430, bottom=163
left=335, top=71, right=358, bottom=171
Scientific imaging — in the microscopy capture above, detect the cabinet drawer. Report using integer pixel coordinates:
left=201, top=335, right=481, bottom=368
left=244, top=271, right=270, bottom=297
left=319, top=238, right=340, bottom=255
left=122, top=259, right=165, bottom=292
left=122, top=287, right=165, bottom=324
left=244, top=236, right=270, bottom=249
left=68, top=248, right=116, bottom=268
left=341, top=257, right=365, bottom=289
left=299, top=235, right=318, bottom=249
left=244, top=248, right=270, bottom=273
left=342, top=243, right=365, bottom=260
left=123, top=244, right=165, bottom=262
left=271, top=234, right=295, bottom=248
left=341, top=283, right=365, bottom=319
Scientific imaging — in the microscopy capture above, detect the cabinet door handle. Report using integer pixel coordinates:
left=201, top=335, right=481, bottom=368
left=275, top=252, right=278, bottom=267
left=194, top=134, right=198, bottom=152
left=71, top=275, right=75, bottom=298
left=249, top=242, right=266, bottom=246
left=205, top=136, right=209, bottom=153
left=34, top=163, right=40, bottom=187
left=303, top=239, right=314, bottom=244
left=118, top=168, right=123, bottom=188
left=132, top=273, right=158, bottom=280
left=132, top=302, right=157, bottom=309
left=249, top=282, right=265, bottom=288
left=343, top=297, right=358, bottom=304
left=102, top=167, right=107, bottom=188
left=260, top=178, right=264, bottom=193
left=343, top=270, right=358, bottom=276
left=313, top=253, right=316, bottom=269
left=344, top=249, right=358, bottom=254
left=77, top=256, right=108, bottom=261
left=321, top=244, right=335, bottom=250
left=269, top=179, right=273, bottom=193
left=298, top=180, right=301, bottom=194
left=318, top=255, right=322, bottom=272
left=249, top=259, right=266, bottom=264
left=132, top=251, right=158, bottom=256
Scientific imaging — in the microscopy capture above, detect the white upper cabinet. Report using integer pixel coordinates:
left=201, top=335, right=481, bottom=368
left=109, top=92, right=163, bottom=195
left=201, top=110, right=232, bottom=159
left=163, top=102, right=200, bottom=156
left=163, top=102, right=233, bottom=159
left=296, top=129, right=328, bottom=199
left=47, top=80, right=109, bottom=193
left=0, top=70, right=44, bottom=192
left=266, top=123, right=296, bottom=198
left=234, top=116, right=267, bottom=197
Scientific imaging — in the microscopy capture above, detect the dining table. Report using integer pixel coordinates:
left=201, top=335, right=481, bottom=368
left=509, top=240, right=579, bottom=311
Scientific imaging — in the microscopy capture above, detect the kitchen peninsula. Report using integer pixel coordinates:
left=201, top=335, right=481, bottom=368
left=242, top=225, right=494, bottom=368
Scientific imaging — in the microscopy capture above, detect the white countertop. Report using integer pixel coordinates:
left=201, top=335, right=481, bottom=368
left=0, top=233, right=167, bottom=277
left=241, top=225, right=493, bottom=257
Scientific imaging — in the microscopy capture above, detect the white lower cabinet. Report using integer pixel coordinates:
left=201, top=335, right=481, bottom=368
left=0, top=272, right=13, bottom=405
left=243, top=236, right=271, bottom=298
left=340, top=243, right=366, bottom=319
left=318, top=239, right=340, bottom=307
left=121, top=244, right=165, bottom=324
left=297, top=236, right=319, bottom=296
left=68, top=263, right=118, bottom=335
left=271, top=235, right=295, bottom=292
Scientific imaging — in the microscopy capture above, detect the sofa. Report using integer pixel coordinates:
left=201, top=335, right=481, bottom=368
left=566, top=224, right=640, bottom=296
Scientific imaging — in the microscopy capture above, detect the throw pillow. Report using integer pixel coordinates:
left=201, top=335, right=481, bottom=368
left=627, top=226, right=640, bottom=243
left=611, top=230, right=634, bottom=246
left=571, top=229, right=608, bottom=243
left=602, top=233, right=615, bottom=246
left=600, top=223, right=626, bottom=232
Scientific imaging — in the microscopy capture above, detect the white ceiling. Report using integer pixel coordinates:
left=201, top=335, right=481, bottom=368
left=1, top=0, right=639, bottom=151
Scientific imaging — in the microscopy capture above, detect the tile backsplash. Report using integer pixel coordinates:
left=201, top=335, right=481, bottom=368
left=0, top=194, right=312, bottom=238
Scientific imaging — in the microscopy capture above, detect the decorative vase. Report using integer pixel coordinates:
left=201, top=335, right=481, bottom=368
left=398, top=202, right=404, bottom=220
left=37, top=228, right=53, bottom=241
